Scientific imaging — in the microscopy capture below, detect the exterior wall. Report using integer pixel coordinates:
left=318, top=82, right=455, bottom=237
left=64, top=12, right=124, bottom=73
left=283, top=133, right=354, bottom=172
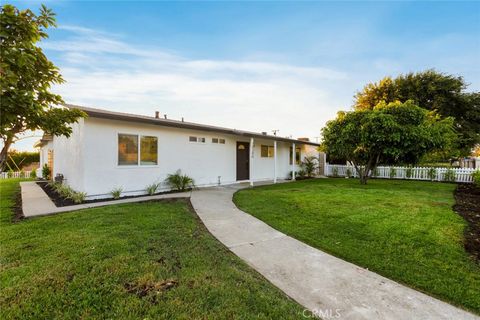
left=38, top=141, right=53, bottom=178
left=51, top=119, right=85, bottom=191
left=74, top=117, right=312, bottom=199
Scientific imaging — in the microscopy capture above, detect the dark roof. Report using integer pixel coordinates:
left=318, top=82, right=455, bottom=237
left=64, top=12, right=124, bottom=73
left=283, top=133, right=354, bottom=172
left=66, top=104, right=320, bottom=146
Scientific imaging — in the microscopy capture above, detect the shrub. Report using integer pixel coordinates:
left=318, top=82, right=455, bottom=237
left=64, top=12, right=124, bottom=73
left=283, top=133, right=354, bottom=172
left=427, top=168, right=437, bottom=181
left=7, top=170, right=13, bottom=178
left=443, top=168, right=456, bottom=183
left=56, top=184, right=74, bottom=199
left=389, top=167, right=396, bottom=179
left=332, top=167, right=339, bottom=177
left=30, top=168, right=37, bottom=178
left=6, top=151, right=39, bottom=170
left=165, top=170, right=195, bottom=192
left=69, top=192, right=87, bottom=204
left=372, top=168, right=380, bottom=178
left=145, top=183, right=159, bottom=196
left=405, top=167, right=413, bottom=179
left=300, top=156, right=317, bottom=177
left=111, top=187, right=123, bottom=200
left=42, top=164, right=51, bottom=180
left=296, top=170, right=306, bottom=179
left=472, top=170, right=480, bottom=187
left=346, top=168, right=352, bottom=178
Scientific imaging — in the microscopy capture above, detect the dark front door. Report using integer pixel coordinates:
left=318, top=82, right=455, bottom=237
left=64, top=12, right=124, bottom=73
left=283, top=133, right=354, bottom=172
left=236, top=142, right=250, bottom=181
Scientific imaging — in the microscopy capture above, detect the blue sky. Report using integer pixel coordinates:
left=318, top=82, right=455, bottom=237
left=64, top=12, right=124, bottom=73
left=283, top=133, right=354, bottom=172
left=9, top=1, right=480, bottom=150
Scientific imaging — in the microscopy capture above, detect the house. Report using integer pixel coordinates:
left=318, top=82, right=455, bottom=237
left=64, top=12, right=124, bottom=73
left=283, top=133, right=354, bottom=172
left=36, top=104, right=320, bottom=199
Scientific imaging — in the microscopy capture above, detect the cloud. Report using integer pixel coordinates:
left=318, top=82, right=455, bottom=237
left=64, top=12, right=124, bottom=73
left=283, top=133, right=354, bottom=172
left=41, top=25, right=353, bottom=141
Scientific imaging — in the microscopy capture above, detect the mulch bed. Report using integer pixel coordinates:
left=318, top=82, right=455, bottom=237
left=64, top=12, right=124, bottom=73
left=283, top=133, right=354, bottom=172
left=36, top=181, right=190, bottom=207
left=453, top=184, right=480, bottom=262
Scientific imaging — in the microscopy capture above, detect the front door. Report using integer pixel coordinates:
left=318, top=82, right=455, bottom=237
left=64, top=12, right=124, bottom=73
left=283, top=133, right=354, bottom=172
left=236, top=142, right=250, bottom=181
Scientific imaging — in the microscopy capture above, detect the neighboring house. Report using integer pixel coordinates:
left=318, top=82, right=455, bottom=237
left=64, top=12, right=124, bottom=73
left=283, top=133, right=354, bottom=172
left=36, top=104, right=320, bottom=199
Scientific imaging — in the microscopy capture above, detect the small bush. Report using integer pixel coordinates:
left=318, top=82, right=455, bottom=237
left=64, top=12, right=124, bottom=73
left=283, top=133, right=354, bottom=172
left=427, top=168, right=437, bottom=181
left=443, top=168, right=456, bottom=183
left=7, top=170, right=13, bottom=178
left=389, top=168, right=396, bottom=179
left=111, top=187, right=123, bottom=200
left=372, top=168, right=380, bottom=178
left=346, top=168, right=352, bottom=178
left=69, top=192, right=87, bottom=204
left=300, top=156, right=317, bottom=178
left=296, top=170, right=306, bottom=179
left=165, top=170, right=195, bottom=192
left=332, top=167, right=339, bottom=177
left=145, top=183, right=159, bottom=196
left=30, top=168, right=37, bottom=178
left=472, top=170, right=480, bottom=187
left=42, top=164, right=51, bottom=180
left=56, top=184, right=74, bottom=199
left=405, top=167, right=413, bottom=179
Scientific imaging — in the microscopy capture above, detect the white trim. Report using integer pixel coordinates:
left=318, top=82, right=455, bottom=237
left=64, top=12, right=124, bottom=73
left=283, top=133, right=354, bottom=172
left=250, top=137, right=254, bottom=186
left=274, top=140, right=277, bottom=183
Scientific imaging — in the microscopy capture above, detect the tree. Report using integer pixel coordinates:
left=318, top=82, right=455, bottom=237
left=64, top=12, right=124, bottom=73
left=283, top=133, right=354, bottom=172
left=0, top=4, right=85, bottom=170
left=321, top=101, right=454, bottom=184
left=354, top=70, right=480, bottom=156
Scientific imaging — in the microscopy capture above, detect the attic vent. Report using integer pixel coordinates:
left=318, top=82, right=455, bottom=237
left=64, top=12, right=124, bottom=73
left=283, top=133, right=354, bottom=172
left=155, top=111, right=160, bottom=119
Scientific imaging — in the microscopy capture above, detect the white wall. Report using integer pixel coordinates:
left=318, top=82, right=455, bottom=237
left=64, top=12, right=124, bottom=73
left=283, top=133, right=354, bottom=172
left=52, top=119, right=85, bottom=191
left=38, top=141, right=53, bottom=178
left=54, top=117, right=315, bottom=199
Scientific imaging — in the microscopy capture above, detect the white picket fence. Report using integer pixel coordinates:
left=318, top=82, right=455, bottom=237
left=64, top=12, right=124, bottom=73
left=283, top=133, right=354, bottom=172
left=0, top=171, right=34, bottom=179
left=325, top=164, right=476, bottom=183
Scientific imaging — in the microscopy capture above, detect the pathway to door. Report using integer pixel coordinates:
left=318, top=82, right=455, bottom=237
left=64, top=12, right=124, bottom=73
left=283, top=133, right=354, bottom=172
left=190, top=183, right=479, bottom=320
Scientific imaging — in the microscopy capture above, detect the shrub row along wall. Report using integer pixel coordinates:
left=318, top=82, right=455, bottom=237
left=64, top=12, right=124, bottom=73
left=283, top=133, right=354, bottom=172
left=325, top=164, right=475, bottom=183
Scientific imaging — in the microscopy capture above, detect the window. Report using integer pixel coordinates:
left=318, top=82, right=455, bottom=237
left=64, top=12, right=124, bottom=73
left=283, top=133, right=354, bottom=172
left=118, top=134, right=158, bottom=166
left=190, top=136, right=205, bottom=143
left=212, top=137, right=225, bottom=144
left=118, top=134, right=138, bottom=165
left=289, top=146, right=301, bottom=165
left=261, top=145, right=274, bottom=158
left=140, top=136, right=158, bottom=165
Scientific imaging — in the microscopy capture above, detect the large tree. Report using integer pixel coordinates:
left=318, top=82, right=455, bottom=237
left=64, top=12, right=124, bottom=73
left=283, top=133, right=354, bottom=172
left=354, top=70, right=480, bottom=156
left=0, top=4, right=85, bottom=170
left=321, top=101, right=454, bottom=184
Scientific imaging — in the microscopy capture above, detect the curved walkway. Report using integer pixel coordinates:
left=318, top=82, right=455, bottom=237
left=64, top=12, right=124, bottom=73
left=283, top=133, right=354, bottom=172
left=190, top=183, right=479, bottom=320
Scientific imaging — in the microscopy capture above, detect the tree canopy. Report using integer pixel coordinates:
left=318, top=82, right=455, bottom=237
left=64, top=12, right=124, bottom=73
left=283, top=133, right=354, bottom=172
left=0, top=4, right=85, bottom=170
left=321, top=101, right=454, bottom=184
left=354, top=70, right=480, bottom=157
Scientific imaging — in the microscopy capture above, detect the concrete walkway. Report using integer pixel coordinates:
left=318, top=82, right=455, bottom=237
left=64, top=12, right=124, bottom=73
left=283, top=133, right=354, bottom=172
left=190, top=184, right=479, bottom=320
left=20, top=181, right=190, bottom=217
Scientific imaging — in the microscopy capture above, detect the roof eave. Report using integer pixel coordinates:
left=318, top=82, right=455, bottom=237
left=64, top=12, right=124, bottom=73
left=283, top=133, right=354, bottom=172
left=66, top=104, right=320, bottom=147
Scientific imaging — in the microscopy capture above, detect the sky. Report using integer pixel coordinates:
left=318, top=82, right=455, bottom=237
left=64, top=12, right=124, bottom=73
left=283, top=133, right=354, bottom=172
left=8, top=0, right=480, bottom=151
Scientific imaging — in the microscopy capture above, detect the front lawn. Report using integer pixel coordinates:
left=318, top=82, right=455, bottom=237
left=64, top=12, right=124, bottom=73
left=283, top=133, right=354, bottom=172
left=0, top=179, right=303, bottom=319
left=234, top=178, right=480, bottom=314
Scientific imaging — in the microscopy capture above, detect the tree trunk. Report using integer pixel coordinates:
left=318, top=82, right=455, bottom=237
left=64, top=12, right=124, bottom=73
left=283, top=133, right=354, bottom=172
left=353, top=154, right=380, bottom=185
left=0, top=137, right=14, bottom=172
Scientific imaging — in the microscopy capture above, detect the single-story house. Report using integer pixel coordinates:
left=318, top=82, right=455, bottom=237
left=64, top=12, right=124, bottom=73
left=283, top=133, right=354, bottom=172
left=36, top=104, right=321, bottom=199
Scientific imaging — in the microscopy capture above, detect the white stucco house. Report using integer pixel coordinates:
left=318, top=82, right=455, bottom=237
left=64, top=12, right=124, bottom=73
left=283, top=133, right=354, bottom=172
left=36, top=104, right=320, bottom=199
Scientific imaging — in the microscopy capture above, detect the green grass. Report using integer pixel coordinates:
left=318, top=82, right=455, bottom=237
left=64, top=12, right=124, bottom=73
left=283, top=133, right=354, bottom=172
left=234, top=178, right=480, bottom=314
left=0, top=179, right=303, bottom=319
